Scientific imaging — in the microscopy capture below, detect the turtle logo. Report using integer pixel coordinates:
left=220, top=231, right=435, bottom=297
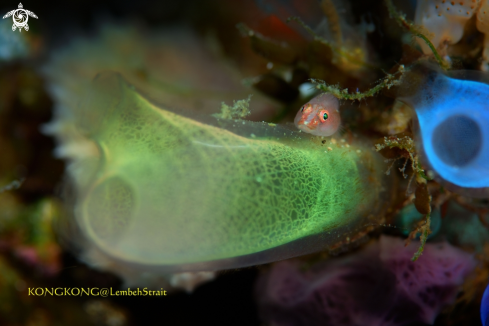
left=2, top=3, right=38, bottom=32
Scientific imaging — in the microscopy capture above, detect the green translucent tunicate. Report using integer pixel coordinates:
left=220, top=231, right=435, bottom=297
left=51, top=72, right=391, bottom=272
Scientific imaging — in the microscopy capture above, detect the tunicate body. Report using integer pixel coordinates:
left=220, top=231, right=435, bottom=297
left=414, top=0, right=479, bottom=54
left=399, top=67, right=489, bottom=197
left=44, top=71, right=393, bottom=274
left=482, top=281, right=489, bottom=326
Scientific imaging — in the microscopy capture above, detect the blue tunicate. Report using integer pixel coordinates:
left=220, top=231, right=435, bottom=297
left=482, top=282, right=489, bottom=326
left=399, top=68, right=489, bottom=196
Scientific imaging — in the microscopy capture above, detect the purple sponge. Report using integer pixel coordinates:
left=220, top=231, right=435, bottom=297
left=256, top=235, right=476, bottom=326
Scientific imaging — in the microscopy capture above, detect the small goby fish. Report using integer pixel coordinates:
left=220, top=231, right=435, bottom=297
left=294, top=93, right=341, bottom=136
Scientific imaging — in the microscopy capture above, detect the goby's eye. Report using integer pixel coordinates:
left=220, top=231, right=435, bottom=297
left=301, top=106, right=305, bottom=112
left=319, top=110, right=329, bottom=122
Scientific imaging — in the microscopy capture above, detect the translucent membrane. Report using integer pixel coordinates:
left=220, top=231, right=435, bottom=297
left=48, top=72, right=391, bottom=272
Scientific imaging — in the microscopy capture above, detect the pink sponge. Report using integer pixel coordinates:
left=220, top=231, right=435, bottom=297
left=256, top=235, right=476, bottom=326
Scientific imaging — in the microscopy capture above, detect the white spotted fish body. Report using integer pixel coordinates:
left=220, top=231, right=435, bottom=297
left=294, top=93, right=341, bottom=136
